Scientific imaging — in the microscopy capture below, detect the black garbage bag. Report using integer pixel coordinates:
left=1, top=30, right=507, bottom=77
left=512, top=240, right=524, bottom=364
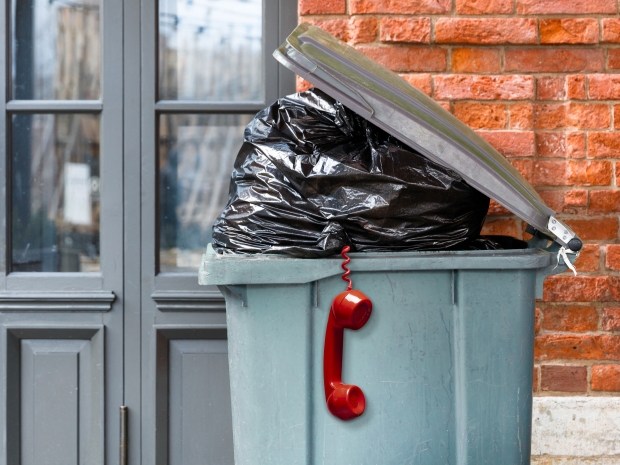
left=212, top=88, right=492, bottom=257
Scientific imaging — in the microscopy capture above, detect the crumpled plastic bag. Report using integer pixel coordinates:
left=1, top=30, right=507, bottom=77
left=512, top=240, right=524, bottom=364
left=212, top=88, right=493, bottom=257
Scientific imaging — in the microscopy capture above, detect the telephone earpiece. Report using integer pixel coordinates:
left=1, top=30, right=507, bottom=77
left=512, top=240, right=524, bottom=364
left=332, top=290, right=372, bottom=330
left=324, top=282, right=372, bottom=420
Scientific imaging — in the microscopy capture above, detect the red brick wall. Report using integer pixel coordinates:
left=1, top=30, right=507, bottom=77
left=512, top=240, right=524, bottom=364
left=298, top=0, right=620, bottom=395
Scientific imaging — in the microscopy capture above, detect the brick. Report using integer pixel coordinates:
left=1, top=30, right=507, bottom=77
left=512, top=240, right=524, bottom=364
left=517, top=0, right=616, bottom=14
left=400, top=74, right=432, bottom=96
left=602, top=307, right=620, bottom=331
left=305, top=17, right=378, bottom=45
left=602, top=19, right=620, bottom=43
left=357, top=46, right=447, bottom=72
left=510, top=104, right=534, bottom=129
left=589, top=190, right=620, bottom=213
left=434, top=75, right=534, bottom=100
left=437, top=102, right=451, bottom=112
left=610, top=50, right=620, bottom=70
left=454, top=103, right=507, bottom=129
left=296, top=76, right=313, bottom=92
left=537, top=77, right=566, bottom=101
left=566, top=104, right=610, bottom=129
left=617, top=162, right=620, bottom=186
left=535, top=104, right=610, bottom=130
left=615, top=106, right=620, bottom=129
left=564, top=132, right=586, bottom=158
left=477, top=131, right=535, bottom=157
left=451, top=48, right=501, bottom=73
left=542, top=305, right=599, bottom=331
left=539, top=190, right=588, bottom=214
left=533, top=366, right=539, bottom=391
left=536, top=133, right=564, bottom=158
left=575, top=244, right=601, bottom=271
left=456, top=0, right=513, bottom=14
left=299, top=0, right=345, bottom=14
left=511, top=159, right=534, bottom=183
left=505, top=49, right=605, bottom=73
left=607, top=244, right=620, bottom=271
left=567, top=75, right=587, bottom=99
left=588, top=133, right=620, bottom=158
left=349, top=17, right=379, bottom=44
left=534, top=104, right=566, bottom=129
left=536, top=307, right=542, bottom=334
left=588, top=75, right=620, bottom=100
left=532, top=160, right=612, bottom=186
left=566, top=217, right=618, bottom=240
left=533, top=191, right=563, bottom=212
left=565, top=189, right=588, bottom=206
left=535, top=333, right=620, bottom=360
left=535, top=75, right=586, bottom=101
left=531, top=160, right=611, bottom=187
left=540, top=19, right=599, bottom=44
left=487, top=199, right=511, bottom=216
left=304, top=18, right=348, bottom=42
left=536, top=132, right=585, bottom=158
left=480, top=218, right=519, bottom=237
left=435, top=18, right=537, bottom=45
left=592, top=365, right=620, bottom=391
left=350, top=0, right=451, bottom=14
left=541, top=365, right=588, bottom=392
left=539, top=191, right=567, bottom=212
left=380, top=17, right=430, bottom=44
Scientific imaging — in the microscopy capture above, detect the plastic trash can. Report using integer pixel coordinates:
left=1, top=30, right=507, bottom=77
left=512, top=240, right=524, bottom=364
left=199, top=24, right=582, bottom=465
left=201, top=240, right=568, bottom=465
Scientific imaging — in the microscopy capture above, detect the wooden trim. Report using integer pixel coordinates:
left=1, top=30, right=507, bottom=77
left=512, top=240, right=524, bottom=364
left=154, top=101, right=266, bottom=113
left=6, top=100, right=103, bottom=112
left=0, top=291, right=115, bottom=311
left=151, top=291, right=225, bottom=312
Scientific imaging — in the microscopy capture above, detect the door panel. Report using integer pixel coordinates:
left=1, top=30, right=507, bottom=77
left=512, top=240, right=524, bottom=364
left=168, top=339, right=233, bottom=464
left=154, top=331, right=235, bottom=465
left=6, top=327, right=104, bottom=465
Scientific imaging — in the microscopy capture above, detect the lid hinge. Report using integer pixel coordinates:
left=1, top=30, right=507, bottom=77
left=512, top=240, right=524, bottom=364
left=547, top=216, right=582, bottom=253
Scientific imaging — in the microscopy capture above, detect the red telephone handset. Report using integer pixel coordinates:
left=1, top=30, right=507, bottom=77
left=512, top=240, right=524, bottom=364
left=323, top=247, right=373, bottom=421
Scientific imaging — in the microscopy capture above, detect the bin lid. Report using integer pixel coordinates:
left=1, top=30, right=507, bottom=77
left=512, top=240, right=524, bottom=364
left=273, top=23, right=582, bottom=252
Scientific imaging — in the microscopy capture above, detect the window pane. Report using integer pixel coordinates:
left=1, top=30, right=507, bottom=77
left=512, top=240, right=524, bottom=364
left=11, top=114, right=101, bottom=272
left=158, top=0, right=262, bottom=101
left=159, top=114, right=251, bottom=272
left=11, top=0, right=101, bottom=100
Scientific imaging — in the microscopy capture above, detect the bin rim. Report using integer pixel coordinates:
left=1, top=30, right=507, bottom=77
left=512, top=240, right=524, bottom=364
left=273, top=23, right=581, bottom=253
left=199, top=244, right=555, bottom=286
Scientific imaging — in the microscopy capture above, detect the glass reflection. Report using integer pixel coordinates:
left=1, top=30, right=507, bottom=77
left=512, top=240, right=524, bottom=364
left=11, top=0, right=101, bottom=100
left=159, top=114, right=251, bottom=271
left=11, top=114, right=100, bottom=272
left=159, top=0, right=262, bottom=101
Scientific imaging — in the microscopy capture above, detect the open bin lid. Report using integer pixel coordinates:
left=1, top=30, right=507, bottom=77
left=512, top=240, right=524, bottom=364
left=273, top=24, right=582, bottom=253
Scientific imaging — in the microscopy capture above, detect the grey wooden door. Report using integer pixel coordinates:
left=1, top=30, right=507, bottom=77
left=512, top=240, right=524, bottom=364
left=1, top=0, right=296, bottom=463
left=0, top=0, right=124, bottom=463
left=128, top=0, right=296, bottom=464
